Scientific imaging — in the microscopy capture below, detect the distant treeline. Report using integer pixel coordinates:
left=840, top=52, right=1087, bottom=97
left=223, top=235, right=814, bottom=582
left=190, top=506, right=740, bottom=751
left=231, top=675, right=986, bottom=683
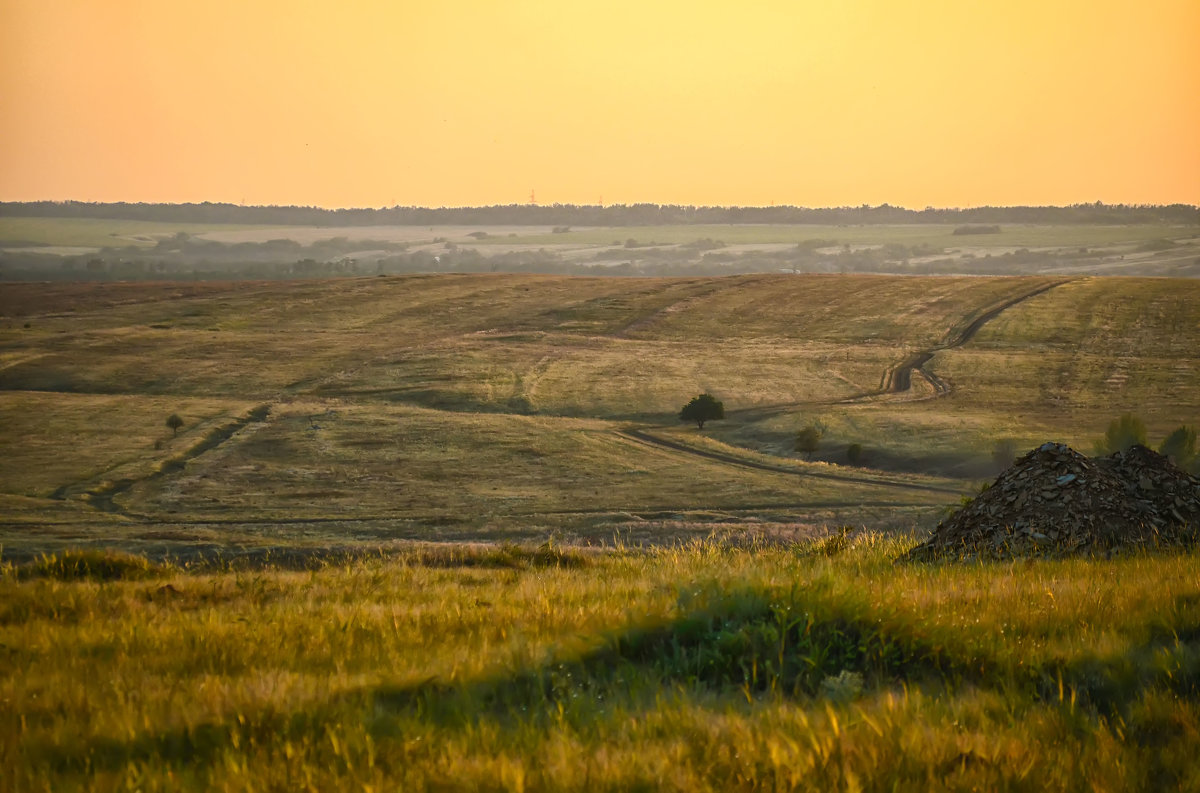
left=2, top=201, right=1197, bottom=226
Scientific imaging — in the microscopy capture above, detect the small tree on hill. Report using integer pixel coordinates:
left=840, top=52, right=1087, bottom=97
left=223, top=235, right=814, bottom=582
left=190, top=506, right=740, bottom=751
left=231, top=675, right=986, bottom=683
left=679, top=393, right=724, bottom=430
left=166, top=414, right=184, bottom=437
left=1159, top=425, right=1197, bottom=469
left=1097, top=413, right=1147, bottom=454
left=846, top=443, right=864, bottom=465
left=796, top=425, right=822, bottom=459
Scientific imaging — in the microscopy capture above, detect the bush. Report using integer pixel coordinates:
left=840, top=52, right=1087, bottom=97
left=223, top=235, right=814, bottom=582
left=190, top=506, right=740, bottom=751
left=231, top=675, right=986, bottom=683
left=22, top=549, right=166, bottom=581
left=796, top=426, right=822, bottom=458
left=1159, top=425, right=1197, bottom=470
left=846, top=443, right=864, bottom=465
left=1096, top=413, right=1147, bottom=454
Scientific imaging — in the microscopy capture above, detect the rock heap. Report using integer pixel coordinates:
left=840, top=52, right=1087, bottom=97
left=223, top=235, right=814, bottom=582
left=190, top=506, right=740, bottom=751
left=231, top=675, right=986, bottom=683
left=905, top=443, right=1200, bottom=561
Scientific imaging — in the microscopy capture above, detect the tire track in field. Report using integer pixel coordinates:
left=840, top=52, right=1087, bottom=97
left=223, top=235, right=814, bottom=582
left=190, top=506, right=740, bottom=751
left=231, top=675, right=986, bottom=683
left=736, top=277, right=1074, bottom=422
left=875, top=277, right=1073, bottom=399
left=617, top=427, right=965, bottom=495
left=49, top=404, right=272, bottom=514
left=613, top=280, right=1073, bottom=491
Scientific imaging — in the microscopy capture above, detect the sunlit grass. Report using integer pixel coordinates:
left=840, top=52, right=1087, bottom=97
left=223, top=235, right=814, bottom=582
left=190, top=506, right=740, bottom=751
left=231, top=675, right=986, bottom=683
left=3, top=539, right=1198, bottom=791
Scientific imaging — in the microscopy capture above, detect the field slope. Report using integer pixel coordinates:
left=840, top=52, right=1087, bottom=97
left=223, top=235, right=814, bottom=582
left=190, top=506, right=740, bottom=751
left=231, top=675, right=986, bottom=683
left=2, top=273, right=1198, bottom=556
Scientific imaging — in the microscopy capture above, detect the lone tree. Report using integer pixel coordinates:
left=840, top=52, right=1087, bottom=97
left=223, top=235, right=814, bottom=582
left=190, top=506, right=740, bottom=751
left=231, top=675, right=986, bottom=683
left=166, top=414, right=184, bottom=437
left=795, top=425, right=822, bottom=459
left=679, top=393, right=724, bottom=430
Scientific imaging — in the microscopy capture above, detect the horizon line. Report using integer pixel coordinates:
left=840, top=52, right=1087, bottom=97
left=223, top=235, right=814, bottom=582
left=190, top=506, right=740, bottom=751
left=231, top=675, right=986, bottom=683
left=3, top=199, right=1199, bottom=213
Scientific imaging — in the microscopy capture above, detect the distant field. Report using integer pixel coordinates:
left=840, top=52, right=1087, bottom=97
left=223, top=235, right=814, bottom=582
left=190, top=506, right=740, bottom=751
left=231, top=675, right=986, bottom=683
left=1, top=272, right=1197, bottom=557
left=9, top=214, right=1200, bottom=257
left=499, top=222, right=1200, bottom=249
left=0, top=217, right=265, bottom=248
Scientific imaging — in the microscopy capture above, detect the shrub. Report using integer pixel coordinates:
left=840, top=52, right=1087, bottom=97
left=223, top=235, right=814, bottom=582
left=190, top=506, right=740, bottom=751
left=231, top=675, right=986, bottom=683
left=22, top=549, right=166, bottom=581
left=1159, top=425, right=1197, bottom=470
left=796, top=426, right=822, bottom=458
left=1096, top=413, right=1147, bottom=454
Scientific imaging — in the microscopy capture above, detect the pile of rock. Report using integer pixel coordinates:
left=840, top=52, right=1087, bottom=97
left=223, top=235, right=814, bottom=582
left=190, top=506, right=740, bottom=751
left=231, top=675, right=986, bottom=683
left=905, top=443, right=1200, bottom=561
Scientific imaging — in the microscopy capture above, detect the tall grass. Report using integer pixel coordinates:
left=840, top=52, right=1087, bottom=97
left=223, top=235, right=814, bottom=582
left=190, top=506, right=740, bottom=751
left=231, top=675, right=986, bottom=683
left=3, top=538, right=1198, bottom=791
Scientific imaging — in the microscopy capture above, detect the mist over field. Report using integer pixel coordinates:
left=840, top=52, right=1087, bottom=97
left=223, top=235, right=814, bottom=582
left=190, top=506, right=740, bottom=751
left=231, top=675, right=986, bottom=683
left=3, top=201, right=1198, bottom=281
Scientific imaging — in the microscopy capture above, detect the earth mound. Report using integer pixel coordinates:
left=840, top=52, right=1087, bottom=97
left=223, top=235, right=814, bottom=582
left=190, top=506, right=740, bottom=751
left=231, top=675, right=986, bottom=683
left=904, top=443, right=1200, bottom=561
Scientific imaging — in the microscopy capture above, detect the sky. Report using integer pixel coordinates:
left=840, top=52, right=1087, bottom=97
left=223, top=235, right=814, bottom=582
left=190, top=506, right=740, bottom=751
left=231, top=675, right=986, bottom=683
left=2, top=0, right=1198, bottom=209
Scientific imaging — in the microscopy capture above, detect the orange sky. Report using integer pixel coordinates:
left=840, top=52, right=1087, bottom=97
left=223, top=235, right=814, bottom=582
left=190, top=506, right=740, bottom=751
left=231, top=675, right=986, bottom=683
left=2, top=0, right=1198, bottom=209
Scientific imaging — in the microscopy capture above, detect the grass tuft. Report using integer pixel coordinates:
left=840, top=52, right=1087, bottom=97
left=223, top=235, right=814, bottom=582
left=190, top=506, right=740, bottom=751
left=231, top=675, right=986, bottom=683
left=19, top=548, right=167, bottom=581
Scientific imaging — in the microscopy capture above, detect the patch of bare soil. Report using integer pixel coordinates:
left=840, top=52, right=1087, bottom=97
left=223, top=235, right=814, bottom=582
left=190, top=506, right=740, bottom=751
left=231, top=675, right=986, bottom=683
left=904, top=443, right=1200, bottom=561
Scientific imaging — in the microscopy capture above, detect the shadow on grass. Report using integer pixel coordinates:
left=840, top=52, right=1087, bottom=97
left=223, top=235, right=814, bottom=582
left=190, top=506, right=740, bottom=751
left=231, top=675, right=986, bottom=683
left=24, top=589, right=1200, bottom=776
left=372, top=585, right=996, bottom=727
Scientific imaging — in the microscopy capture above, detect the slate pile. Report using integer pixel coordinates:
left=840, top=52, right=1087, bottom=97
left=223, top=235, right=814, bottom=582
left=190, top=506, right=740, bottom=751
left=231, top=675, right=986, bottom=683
left=905, top=443, right=1200, bottom=561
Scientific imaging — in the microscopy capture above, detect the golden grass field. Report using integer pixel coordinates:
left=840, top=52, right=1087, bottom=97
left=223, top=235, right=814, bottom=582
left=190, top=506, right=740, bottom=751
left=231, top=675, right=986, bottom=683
left=2, top=266, right=1200, bottom=790
left=5, top=538, right=1200, bottom=791
left=1, top=271, right=1197, bottom=557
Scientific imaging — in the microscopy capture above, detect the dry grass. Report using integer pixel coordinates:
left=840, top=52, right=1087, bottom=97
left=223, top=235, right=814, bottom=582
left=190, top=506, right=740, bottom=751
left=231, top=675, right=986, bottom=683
left=3, top=539, right=1198, bottom=791
left=1, top=272, right=1197, bottom=551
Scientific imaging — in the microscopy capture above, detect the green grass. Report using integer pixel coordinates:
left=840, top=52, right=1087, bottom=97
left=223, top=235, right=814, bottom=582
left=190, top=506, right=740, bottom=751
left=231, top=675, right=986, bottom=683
left=3, top=538, right=1198, bottom=790
left=0, top=217, right=265, bottom=249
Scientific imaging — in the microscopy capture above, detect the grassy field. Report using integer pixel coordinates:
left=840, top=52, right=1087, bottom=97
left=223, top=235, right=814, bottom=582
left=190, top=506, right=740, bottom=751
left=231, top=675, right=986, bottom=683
left=2, top=270, right=1199, bottom=788
left=6, top=217, right=1192, bottom=250
left=4, top=219, right=1198, bottom=282
left=497, top=222, right=1200, bottom=249
left=0, top=217, right=265, bottom=249
left=4, top=538, right=1199, bottom=791
left=1, top=272, right=1198, bottom=555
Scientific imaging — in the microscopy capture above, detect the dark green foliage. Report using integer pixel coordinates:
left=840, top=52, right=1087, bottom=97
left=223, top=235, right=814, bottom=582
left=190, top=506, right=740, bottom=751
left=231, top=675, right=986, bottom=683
left=846, top=443, right=864, bottom=465
left=1159, top=425, right=1197, bottom=470
left=21, top=549, right=165, bottom=581
left=1098, top=413, right=1148, bottom=454
left=795, top=425, right=821, bottom=458
left=166, top=413, right=184, bottom=436
left=381, top=583, right=987, bottom=722
left=678, top=393, right=724, bottom=429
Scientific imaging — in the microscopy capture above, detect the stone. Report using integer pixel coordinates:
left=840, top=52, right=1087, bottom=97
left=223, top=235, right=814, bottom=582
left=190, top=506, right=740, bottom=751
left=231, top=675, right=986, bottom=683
left=903, top=444, right=1200, bottom=561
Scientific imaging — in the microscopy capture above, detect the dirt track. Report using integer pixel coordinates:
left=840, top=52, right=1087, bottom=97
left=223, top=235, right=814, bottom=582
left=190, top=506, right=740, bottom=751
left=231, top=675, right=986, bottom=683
left=623, top=279, right=1075, bottom=487
left=881, top=278, right=1072, bottom=396
left=619, top=428, right=963, bottom=495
